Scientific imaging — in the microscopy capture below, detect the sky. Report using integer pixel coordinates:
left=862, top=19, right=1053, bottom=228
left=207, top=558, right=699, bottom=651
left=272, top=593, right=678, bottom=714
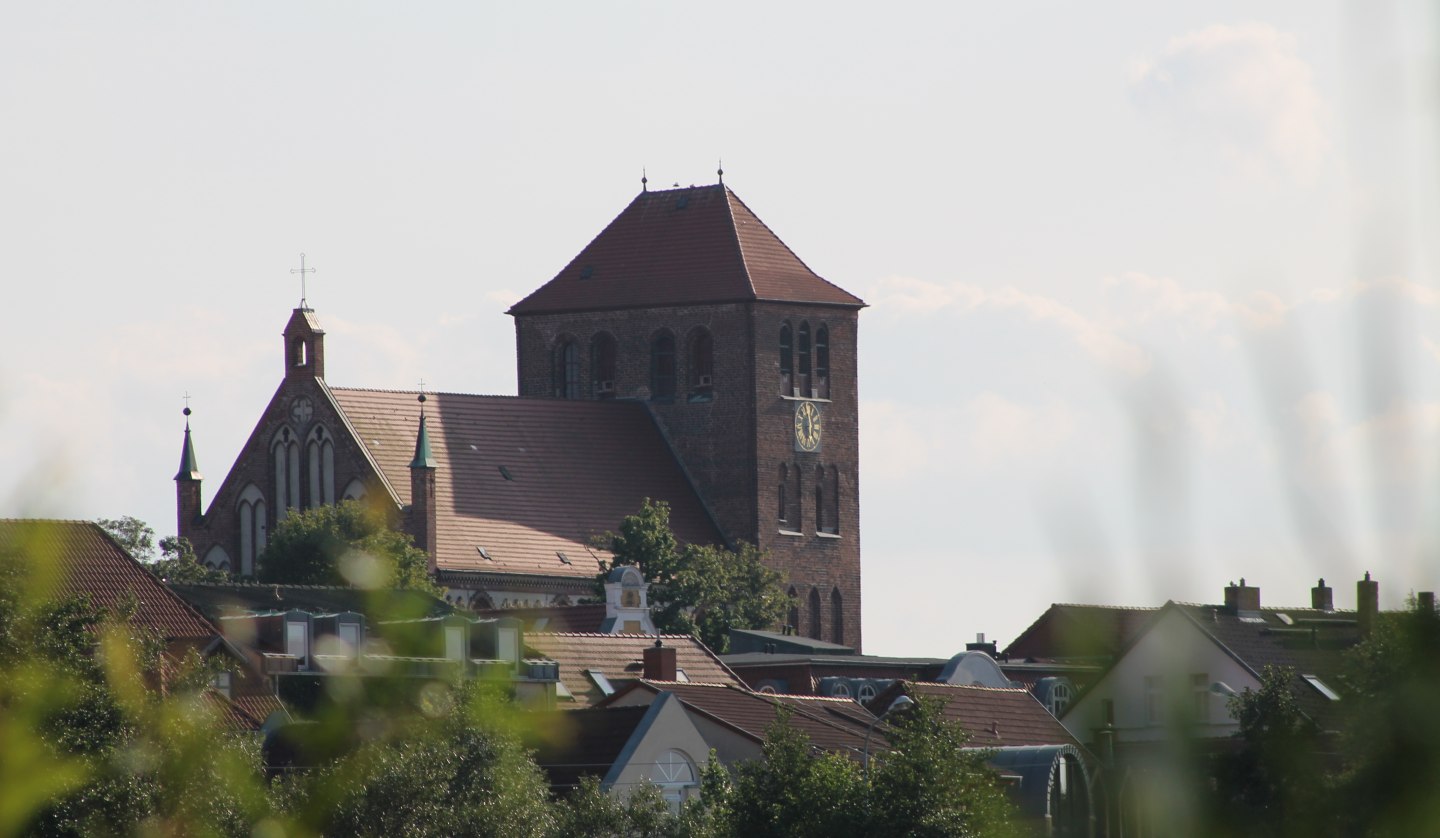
left=3, top=2, right=1438, bottom=658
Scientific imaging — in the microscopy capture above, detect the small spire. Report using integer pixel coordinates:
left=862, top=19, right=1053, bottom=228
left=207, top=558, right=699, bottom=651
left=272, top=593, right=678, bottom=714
left=717, top=159, right=724, bottom=185
left=175, top=404, right=202, bottom=481
left=641, top=167, right=648, bottom=192
left=410, top=392, right=436, bottom=469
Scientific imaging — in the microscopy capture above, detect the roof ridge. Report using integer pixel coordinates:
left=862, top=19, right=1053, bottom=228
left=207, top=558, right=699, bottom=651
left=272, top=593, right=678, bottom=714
left=723, top=188, right=863, bottom=306
left=720, top=185, right=760, bottom=301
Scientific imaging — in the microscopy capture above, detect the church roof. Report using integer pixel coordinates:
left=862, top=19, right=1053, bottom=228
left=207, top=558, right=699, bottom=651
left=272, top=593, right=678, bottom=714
left=508, top=184, right=864, bottom=315
left=326, top=388, right=725, bottom=578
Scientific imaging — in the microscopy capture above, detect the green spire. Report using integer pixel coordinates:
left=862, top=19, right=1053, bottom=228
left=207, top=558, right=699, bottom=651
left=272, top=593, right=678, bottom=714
left=174, top=408, right=202, bottom=481
left=410, top=395, right=436, bottom=469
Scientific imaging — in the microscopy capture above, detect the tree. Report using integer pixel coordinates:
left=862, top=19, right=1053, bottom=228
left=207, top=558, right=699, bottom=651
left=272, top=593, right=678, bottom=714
left=867, top=697, right=1018, bottom=837
left=95, top=516, right=226, bottom=583
left=598, top=499, right=787, bottom=652
left=724, top=708, right=868, bottom=838
left=258, top=500, right=439, bottom=594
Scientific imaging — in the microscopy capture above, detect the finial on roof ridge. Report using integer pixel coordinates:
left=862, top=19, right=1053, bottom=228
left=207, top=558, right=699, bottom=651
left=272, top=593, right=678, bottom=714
left=641, top=167, right=648, bottom=192
left=717, top=159, right=724, bottom=185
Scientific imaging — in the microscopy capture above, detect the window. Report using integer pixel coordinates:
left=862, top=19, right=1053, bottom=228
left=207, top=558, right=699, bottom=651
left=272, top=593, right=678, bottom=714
left=650, top=331, right=676, bottom=401
left=591, top=333, right=617, bottom=399
left=272, top=428, right=300, bottom=517
left=777, top=464, right=790, bottom=527
left=339, top=621, right=362, bottom=655
left=1302, top=674, right=1341, bottom=701
left=237, top=484, right=267, bottom=577
left=788, top=588, right=800, bottom=633
left=1050, top=682, right=1073, bottom=717
left=828, top=467, right=841, bottom=534
left=796, top=322, right=811, bottom=396
left=791, top=464, right=803, bottom=532
left=553, top=339, right=580, bottom=399
left=814, top=466, right=825, bottom=533
left=446, top=626, right=466, bottom=661
left=688, top=328, right=714, bottom=402
left=1145, top=676, right=1162, bottom=725
left=831, top=681, right=851, bottom=698
left=857, top=682, right=877, bottom=703
left=1190, top=673, right=1209, bottom=721
left=809, top=587, right=822, bottom=639
left=779, top=322, right=793, bottom=394
left=286, top=620, right=309, bottom=668
left=305, top=425, right=335, bottom=508
left=831, top=587, right=844, bottom=645
left=814, top=325, right=830, bottom=399
left=210, top=670, right=232, bottom=699
left=585, top=669, right=615, bottom=697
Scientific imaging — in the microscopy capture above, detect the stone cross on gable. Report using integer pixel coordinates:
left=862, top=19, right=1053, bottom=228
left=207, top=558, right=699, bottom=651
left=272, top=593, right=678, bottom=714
left=291, top=253, right=317, bottom=309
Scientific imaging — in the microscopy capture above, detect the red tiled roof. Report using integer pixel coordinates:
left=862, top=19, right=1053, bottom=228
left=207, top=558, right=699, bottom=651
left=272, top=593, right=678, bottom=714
left=0, top=520, right=218, bottom=641
left=875, top=681, right=1082, bottom=749
left=526, top=633, right=743, bottom=708
left=616, top=681, right=877, bottom=757
left=509, top=185, right=864, bottom=315
left=327, top=389, right=725, bottom=577
left=1004, top=603, right=1157, bottom=663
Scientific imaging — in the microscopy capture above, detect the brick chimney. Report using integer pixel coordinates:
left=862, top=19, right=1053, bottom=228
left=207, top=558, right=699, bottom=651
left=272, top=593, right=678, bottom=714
left=1224, top=578, right=1261, bottom=615
left=1311, top=578, right=1333, bottom=612
left=642, top=639, right=677, bottom=681
left=1357, top=572, right=1379, bottom=639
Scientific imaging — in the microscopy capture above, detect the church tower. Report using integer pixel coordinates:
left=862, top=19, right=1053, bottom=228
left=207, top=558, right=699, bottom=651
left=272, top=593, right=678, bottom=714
left=509, top=182, right=866, bottom=648
left=174, top=406, right=203, bottom=542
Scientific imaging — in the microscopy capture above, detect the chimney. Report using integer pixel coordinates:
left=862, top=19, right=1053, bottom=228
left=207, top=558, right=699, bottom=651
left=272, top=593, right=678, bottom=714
left=965, top=632, right=998, bottom=657
left=1357, top=572, right=1379, bottom=639
left=1224, top=578, right=1261, bottom=615
left=643, top=639, right=677, bottom=681
left=1311, top=578, right=1333, bottom=612
left=1417, top=592, right=1436, bottom=614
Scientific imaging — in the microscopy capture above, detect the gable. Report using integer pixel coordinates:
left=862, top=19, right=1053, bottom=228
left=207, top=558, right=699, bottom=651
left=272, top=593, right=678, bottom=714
left=509, top=185, right=864, bottom=316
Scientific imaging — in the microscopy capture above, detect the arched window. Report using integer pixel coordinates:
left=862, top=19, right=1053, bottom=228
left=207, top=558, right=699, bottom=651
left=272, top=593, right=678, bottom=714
left=858, top=682, right=876, bottom=703
left=814, top=466, right=826, bottom=534
left=779, top=322, right=793, bottom=395
left=822, top=467, right=840, bottom=535
left=341, top=478, right=367, bottom=501
left=831, top=587, right=844, bottom=645
left=1051, top=682, right=1073, bottom=717
left=291, top=337, right=307, bottom=367
left=792, top=464, right=803, bottom=532
left=650, top=331, right=676, bottom=401
left=689, top=328, right=714, bottom=402
left=809, top=587, right=822, bottom=639
left=271, top=427, right=300, bottom=518
left=797, top=322, right=811, bottom=397
left=787, top=587, right=800, bottom=633
left=553, top=339, right=580, bottom=399
left=777, top=464, right=790, bottom=528
left=591, top=333, right=617, bottom=399
left=814, top=325, right=830, bottom=399
left=831, top=681, right=851, bottom=698
left=306, top=425, right=335, bottom=508
left=237, top=484, right=267, bottom=577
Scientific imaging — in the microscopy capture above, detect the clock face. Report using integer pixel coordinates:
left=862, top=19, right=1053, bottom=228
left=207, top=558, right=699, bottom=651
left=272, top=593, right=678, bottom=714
left=290, top=396, right=314, bottom=425
left=794, top=401, right=822, bottom=452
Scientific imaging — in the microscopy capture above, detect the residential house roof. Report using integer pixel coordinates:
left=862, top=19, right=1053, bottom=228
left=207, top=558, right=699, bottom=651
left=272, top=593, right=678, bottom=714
left=606, top=680, right=881, bottom=758
left=508, top=184, right=864, bottom=316
left=1004, top=603, right=1157, bottom=663
left=527, top=705, right=653, bottom=791
left=169, top=582, right=452, bottom=621
left=470, top=603, right=608, bottom=634
left=869, top=681, right=1084, bottom=749
left=526, top=633, right=743, bottom=708
left=326, top=388, right=726, bottom=579
left=0, top=520, right=218, bottom=641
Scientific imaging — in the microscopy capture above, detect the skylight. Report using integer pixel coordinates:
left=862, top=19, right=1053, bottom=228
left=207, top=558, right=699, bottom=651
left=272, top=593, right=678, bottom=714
left=476, top=546, right=492, bottom=561
left=1302, top=674, right=1340, bottom=701
left=585, top=669, right=614, bottom=696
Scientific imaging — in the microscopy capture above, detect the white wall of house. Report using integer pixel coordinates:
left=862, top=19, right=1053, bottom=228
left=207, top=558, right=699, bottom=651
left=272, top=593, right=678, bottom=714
left=1061, top=608, right=1258, bottom=746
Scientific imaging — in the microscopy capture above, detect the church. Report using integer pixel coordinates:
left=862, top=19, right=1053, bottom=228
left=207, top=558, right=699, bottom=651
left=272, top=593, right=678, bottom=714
left=175, top=181, right=867, bottom=648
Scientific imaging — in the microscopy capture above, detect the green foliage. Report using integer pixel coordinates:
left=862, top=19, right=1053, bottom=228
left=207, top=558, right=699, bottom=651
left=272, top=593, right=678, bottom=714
left=868, top=697, right=1018, bottom=837
left=726, top=708, right=868, bottom=838
left=599, top=499, right=787, bottom=652
left=96, top=516, right=228, bottom=583
left=554, top=776, right=680, bottom=838
left=258, top=500, right=440, bottom=594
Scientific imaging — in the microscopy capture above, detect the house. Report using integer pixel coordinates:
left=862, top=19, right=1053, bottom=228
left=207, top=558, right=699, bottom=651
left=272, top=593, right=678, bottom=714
left=527, top=692, right=711, bottom=808
left=1059, top=579, right=1363, bottom=752
left=0, top=519, right=286, bottom=731
left=174, top=181, right=866, bottom=647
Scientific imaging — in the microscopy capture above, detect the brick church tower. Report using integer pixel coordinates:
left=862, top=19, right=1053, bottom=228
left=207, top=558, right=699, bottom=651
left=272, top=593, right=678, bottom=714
left=509, top=183, right=866, bottom=648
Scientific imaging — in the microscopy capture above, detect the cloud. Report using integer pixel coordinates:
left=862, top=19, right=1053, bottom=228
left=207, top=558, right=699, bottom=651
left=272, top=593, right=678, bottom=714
left=862, top=393, right=1078, bottom=481
left=870, top=275, right=1151, bottom=376
left=1129, top=22, right=1328, bottom=184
